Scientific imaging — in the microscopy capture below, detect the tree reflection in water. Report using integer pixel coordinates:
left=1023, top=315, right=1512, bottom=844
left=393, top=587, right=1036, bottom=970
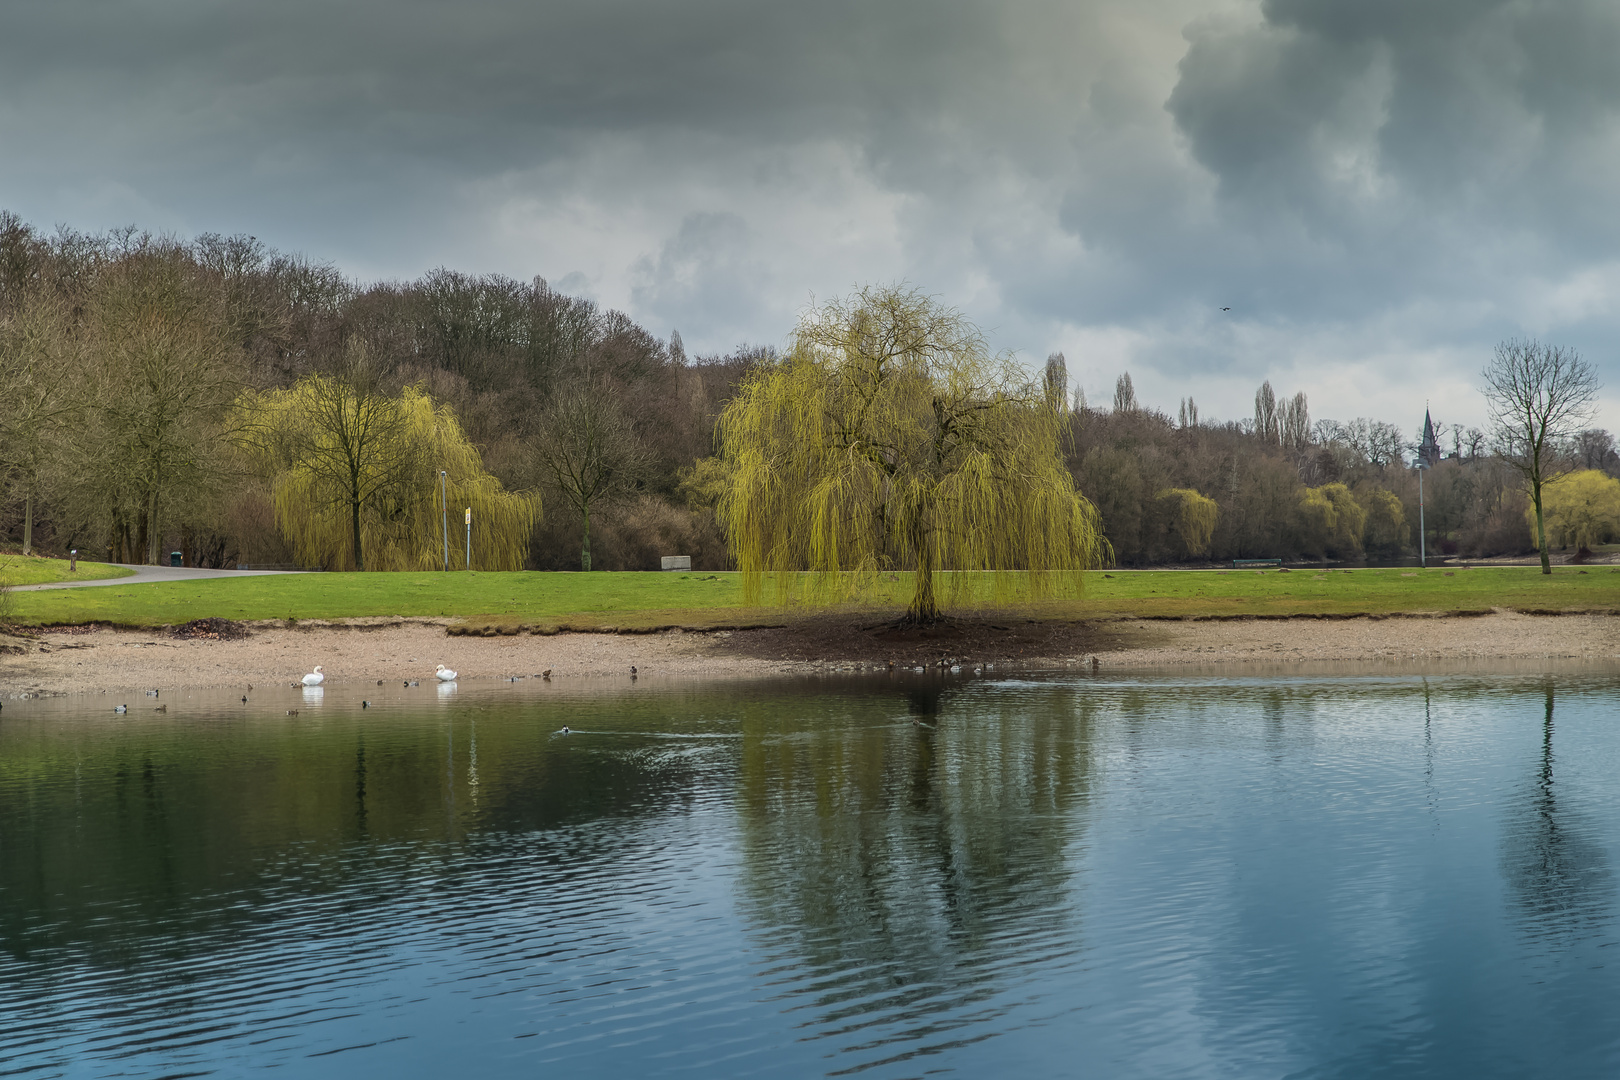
left=734, top=682, right=1096, bottom=1063
left=1499, top=682, right=1612, bottom=944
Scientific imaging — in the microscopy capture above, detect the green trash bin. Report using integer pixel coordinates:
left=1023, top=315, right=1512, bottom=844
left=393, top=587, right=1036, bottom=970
left=170, top=551, right=183, bottom=567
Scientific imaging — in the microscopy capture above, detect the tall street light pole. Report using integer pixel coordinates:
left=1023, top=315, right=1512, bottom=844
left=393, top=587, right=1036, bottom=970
left=440, top=471, right=449, bottom=572
left=1418, top=466, right=1426, bottom=568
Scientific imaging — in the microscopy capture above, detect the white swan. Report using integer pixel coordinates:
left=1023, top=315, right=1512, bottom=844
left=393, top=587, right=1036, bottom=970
left=436, top=664, right=458, bottom=682
left=301, top=666, right=325, bottom=687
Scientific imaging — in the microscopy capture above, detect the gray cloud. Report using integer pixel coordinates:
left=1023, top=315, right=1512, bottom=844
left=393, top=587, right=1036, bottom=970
left=2, top=0, right=1618, bottom=427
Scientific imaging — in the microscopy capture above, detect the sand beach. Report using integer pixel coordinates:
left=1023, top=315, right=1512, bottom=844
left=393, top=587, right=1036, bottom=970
left=3, top=610, right=1616, bottom=696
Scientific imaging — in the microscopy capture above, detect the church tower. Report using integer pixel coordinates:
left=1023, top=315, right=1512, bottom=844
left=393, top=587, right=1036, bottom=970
left=1418, top=409, right=1441, bottom=468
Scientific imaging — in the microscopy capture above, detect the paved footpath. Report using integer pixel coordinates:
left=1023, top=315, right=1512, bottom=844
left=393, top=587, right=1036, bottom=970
left=12, top=565, right=309, bottom=592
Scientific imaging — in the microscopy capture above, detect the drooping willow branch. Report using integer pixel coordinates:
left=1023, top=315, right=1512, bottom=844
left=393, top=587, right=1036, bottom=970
left=717, top=284, right=1110, bottom=622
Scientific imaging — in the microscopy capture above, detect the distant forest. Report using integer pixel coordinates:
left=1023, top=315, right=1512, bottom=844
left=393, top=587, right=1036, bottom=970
left=0, top=212, right=1607, bottom=571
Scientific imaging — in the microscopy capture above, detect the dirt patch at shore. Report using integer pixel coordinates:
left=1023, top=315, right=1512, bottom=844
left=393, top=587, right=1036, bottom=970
left=2, top=610, right=1616, bottom=697
left=709, top=612, right=1149, bottom=666
left=710, top=609, right=1620, bottom=668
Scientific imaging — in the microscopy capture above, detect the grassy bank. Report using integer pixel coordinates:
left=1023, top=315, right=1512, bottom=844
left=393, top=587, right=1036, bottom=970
left=0, top=554, right=132, bottom=587
left=5, top=566, right=1620, bottom=629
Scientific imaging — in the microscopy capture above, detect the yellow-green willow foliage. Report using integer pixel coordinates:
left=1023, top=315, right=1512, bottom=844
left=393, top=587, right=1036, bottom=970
left=236, top=379, right=540, bottom=571
left=1537, top=470, right=1620, bottom=550
left=717, top=284, right=1109, bottom=623
left=1155, top=488, right=1218, bottom=557
left=1357, top=487, right=1408, bottom=557
left=1294, top=482, right=1366, bottom=558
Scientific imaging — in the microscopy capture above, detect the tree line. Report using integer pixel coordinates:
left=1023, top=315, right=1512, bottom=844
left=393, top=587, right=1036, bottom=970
left=0, top=210, right=1609, bottom=573
left=1061, top=342, right=1607, bottom=568
left=0, top=212, right=756, bottom=571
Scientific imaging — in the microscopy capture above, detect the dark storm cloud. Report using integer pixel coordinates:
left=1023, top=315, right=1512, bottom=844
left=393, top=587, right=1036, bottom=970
left=1167, top=0, right=1620, bottom=269
left=1059, top=0, right=1620, bottom=417
left=0, top=0, right=1044, bottom=171
left=3, top=0, right=1619, bottom=423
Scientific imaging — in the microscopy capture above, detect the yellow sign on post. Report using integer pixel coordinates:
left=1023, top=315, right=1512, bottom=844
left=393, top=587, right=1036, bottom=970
left=464, top=508, right=472, bottom=525
left=464, top=508, right=472, bottom=569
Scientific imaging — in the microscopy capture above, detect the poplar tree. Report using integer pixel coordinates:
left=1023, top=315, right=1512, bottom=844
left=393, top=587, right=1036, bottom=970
left=717, top=284, right=1108, bottom=624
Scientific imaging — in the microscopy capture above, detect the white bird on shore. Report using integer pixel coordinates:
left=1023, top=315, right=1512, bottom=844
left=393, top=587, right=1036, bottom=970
left=436, top=664, right=457, bottom=682
left=301, top=666, right=325, bottom=687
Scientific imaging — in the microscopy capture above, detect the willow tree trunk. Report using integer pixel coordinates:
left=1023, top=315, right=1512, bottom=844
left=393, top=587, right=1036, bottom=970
left=21, top=492, right=32, bottom=556
left=580, top=508, right=592, bottom=572
left=907, top=506, right=938, bottom=624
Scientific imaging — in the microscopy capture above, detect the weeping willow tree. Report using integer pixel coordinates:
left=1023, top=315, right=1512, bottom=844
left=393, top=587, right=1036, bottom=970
left=717, top=284, right=1109, bottom=624
left=236, top=378, right=540, bottom=570
left=1156, top=488, right=1218, bottom=557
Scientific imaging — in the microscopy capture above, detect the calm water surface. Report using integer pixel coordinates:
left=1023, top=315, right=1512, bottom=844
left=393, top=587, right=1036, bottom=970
left=4, top=670, right=1620, bottom=1078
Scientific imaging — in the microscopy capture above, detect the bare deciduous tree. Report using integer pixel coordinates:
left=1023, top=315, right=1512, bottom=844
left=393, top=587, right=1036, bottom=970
left=1366, top=421, right=1405, bottom=468
left=530, top=384, right=649, bottom=571
left=0, top=289, right=75, bottom=553
left=1483, top=338, right=1600, bottom=574
left=1574, top=428, right=1618, bottom=475
left=78, top=246, right=242, bottom=565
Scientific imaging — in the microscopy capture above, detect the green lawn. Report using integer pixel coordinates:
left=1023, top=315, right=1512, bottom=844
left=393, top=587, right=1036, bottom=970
left=0, top=554, right=132, bottom=587
left=5, top=565, right=1619, bottom=628
left=1073, top=565, right=1620, bottom=618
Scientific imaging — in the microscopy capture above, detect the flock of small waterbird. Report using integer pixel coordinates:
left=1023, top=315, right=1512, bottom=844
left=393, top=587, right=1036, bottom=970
left=108, top=662, right=578, bottom=716
left=98, top=655, right=1004, bottom=724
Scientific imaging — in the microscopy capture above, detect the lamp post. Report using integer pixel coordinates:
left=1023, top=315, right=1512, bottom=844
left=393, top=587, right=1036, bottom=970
left=440, top=471, right=449, bottom=572
left=1418, top=463, right=1427, bottom=568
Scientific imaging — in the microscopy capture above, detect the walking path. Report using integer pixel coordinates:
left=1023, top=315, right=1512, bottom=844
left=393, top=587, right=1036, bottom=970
left=12, top=565, right=309, bottom=592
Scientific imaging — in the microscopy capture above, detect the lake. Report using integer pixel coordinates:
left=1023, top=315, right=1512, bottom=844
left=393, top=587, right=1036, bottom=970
left=3, top=669, right=1620, bottom=1078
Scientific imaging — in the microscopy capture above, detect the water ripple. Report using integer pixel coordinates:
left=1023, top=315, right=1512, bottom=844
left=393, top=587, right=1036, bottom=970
left=5, top=676, right=1620, bottom=1077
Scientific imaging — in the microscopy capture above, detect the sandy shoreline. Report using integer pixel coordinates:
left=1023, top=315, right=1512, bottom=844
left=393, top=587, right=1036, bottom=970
left=2, top=611, right=1617, bottom=696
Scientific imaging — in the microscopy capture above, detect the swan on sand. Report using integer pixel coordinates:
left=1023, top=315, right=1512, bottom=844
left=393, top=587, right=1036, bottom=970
left=436, top=664, right=458, bottom=682
left=301, top=666, right=325, bottom=687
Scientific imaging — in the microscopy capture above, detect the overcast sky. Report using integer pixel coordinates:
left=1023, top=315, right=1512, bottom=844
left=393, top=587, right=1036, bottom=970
left=5, top=0, right=1619, bottom=432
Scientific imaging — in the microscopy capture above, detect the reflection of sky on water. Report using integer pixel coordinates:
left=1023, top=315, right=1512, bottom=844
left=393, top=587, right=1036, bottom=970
left=3, top=675, right=1620, bottom=1078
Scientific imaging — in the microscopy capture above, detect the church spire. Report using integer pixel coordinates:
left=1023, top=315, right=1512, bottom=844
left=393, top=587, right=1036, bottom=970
left=1418, top=408, right=1440, bottom=468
